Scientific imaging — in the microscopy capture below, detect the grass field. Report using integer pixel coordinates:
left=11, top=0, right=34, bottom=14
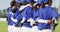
left=0, top=21, right=8, bottom=32
left=55, top=19, right=60, bottom=32
left=0, top=20, right=60, bottom=32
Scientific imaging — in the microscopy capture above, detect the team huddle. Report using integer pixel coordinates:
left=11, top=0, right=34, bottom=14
left=8, top=0, right=59, bottom=32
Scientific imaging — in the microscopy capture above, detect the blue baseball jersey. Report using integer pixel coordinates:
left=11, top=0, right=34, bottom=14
left=11, top=7, right=20, bottom=19
left=14, top=6, right=27, bottom=26
left=11, top=7, right=21, bottom=27
left=8, top=7, right=14, bottom=25
left=37, top=6, right=59, bottom=30
left=22, top=6, right=34, bottom=28
left=15, top=11, right=24, bottom=27
left=13, top=7, right=20, bottom=18
left=33, top=9, right=39, bottom=21
left=37, top=8, right=51, bottom=30
left=8, top=7, right=20, bottom=27
left=45, top=6, right=59, bottom=19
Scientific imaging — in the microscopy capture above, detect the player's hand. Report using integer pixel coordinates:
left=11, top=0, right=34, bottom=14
left=35, top=21, right=39, bottom=25
left=48, top=20, right=52, bottom=24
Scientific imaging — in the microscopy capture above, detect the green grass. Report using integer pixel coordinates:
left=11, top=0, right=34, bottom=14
left=55, top=20, right=60, bottom=32
left=0, top=21, right=8, bottom=32
left=0, top=20, right=60, bottom=32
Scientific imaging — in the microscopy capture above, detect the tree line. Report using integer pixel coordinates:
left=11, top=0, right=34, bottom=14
left=0, top=8, right=8, bottom=18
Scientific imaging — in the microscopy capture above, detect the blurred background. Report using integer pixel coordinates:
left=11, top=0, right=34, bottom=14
left=0, top=0, right=60, bottom=32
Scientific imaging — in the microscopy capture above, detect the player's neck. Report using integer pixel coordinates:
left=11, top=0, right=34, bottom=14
left=29, top=5, right=33, bottom=7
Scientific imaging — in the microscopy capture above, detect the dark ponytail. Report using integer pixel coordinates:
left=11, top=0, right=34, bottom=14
left=10, top=1, right=16, bottom=7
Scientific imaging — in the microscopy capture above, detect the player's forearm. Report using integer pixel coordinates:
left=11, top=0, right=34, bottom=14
left=19, top=4, right=29, bottom=11
left=37, top=19, right=51, bottom=24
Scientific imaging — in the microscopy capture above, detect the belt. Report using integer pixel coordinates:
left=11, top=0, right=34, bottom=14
left=23, top=24, right=32, bottom=28
left=16, top=23, right=23, bottom=27
left=8, top=24, right=15, bottom=26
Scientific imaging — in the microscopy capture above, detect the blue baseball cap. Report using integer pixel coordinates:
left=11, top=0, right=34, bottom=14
left=15, top=0, right=20, bottom=3
left=17, top=1, right=21, bottom=4
left=27, top=0, right=36, bottom=3
left=20, top=0, right=27, bottom=4
left=44, top=0, right=49, bottom=3
left=37, top=0, right=45, bottom=4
